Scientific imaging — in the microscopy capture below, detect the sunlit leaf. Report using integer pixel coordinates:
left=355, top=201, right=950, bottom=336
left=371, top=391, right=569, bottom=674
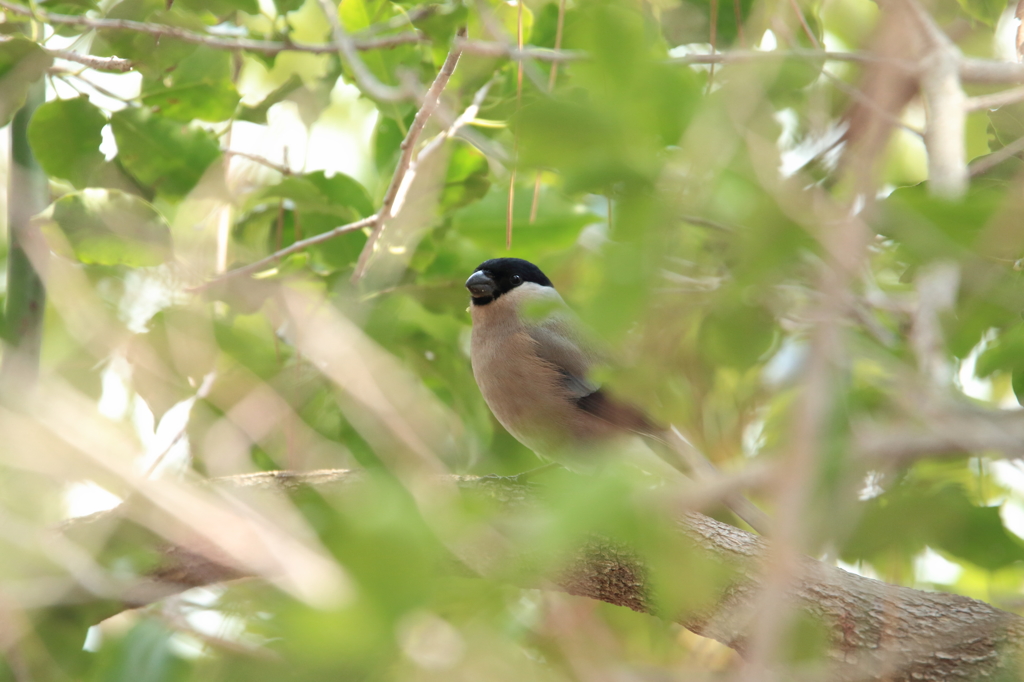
left=43, top=189, right=173, bottom=267
left=110, top=107, right=221, bottom=197
left=0, top=37, right=52, bottom=127
left=28, top=95, right=106, bottom=188
left=140, top=47, right=241, bottom=122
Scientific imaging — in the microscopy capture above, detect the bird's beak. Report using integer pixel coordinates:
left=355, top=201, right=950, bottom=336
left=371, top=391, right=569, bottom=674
left=465, top=270, right=496, bottom=298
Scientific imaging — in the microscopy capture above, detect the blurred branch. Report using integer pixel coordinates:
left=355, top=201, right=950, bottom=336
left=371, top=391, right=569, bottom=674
left=222, top=149, right=294, bottom=176
left=856, top=409, right=1024, bottom=464
left=352, top=30, right=466, bottom=280
left=1, top=79, right=48, bottom=394
left=960, top=57, right=1024, bottom=84
left=7, top=0, right=1024, bottom=91
left=0, top=35, right=132, bottom=72
left=197, top=34, right=469, bottom=289
left=969, top=134, right=1024, bottom=176
left=55, top=469, right=1024, bottom=682
left=964, top=84, right=1024, bottom=111
left=907, top=0, right=968, bottom=199
left=189, top=215, right=377, bottom=292
left=0, top=0, right=423, bottom=54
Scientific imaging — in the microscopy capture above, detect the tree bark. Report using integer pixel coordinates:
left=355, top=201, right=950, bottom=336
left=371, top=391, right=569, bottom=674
left=64, top=469, right=1024, bottom=682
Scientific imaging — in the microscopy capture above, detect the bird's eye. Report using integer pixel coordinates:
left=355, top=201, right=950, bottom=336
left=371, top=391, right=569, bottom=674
left=510, top=274, right=522, bottom=285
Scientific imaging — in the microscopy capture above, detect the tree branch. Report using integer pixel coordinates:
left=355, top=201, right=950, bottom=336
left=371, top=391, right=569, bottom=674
left=59, top=469, right=1024, bottom=682
left=0, top=35, right=133, bottom=72
left=907, top=0, right=968, bottom=199
left=194, top=32, right=469, bottom=291
left=0, top=0, right=422, bottom=54
left=351, top=29, right=466, bottom=281
left=188, top=215, right=378, bottom=292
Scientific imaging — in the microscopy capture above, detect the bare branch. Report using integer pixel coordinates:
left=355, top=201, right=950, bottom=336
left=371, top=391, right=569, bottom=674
left=667, top=48, right=915, bottom=67
left=46, top=46, right=132, bottom=72
left=969, top=134, right=1024, bottom=176
left=856, top=409, right=1024, bottom=464
left=59, top=469, right=1024, bottom=682
left=352, top=29, right=466, bottom=281
left=222, top=149, right=293, bottom=176
left=965, top=84, right=1024, bottom=111
left=960, top=57, right=1024, bottom=84
left=192, top=32, right=470, bottom=291
left=189, top=215, right=378, bottom=292
left=902, top=0, right=968, bottom=198
left=0, top=0, right=422, bottom=54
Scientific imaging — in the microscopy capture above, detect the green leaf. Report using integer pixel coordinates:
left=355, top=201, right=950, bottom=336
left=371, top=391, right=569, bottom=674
left=305, top=171, right=375, bottom=217
left=253, top=172, right=373, bottom=218
left=441, top=142, right=491, bottom=211
left=173, top=0, right=259, bottom=17
left=699, top=302, right=776, bottom=369
left=40, top=0, right=100, bottom=15
left=955, top=0, right=1006, bottom=25
left=88, top=619, right=190, bottom=682
left=140, top=47, right=241, bottom=122
left=843, top=481, right=1024, bottom=571
left=0, top=37, right=53, bottom=127
left=27, top=95, right=107, bottom=188
left=373, top=111, right=409, bottom=173
left=876, top=184, right=1003, bottom=263
left=43, top=189, right=173, bottom=267
left=237, top=172, right=372, bottom=272
left=339, top=0, right=420, bottom=97
left=237, top=74, right=304, bottom=124
left=93, top=2, right=204, bottom=78
left=451, top=184, right=597, bottom=251
left=274, top=0, right=305, bottom=13
left=976, top=324, right=1024, bottom=377
left=1013, top=368, right=1024, bottom=406
left=110, top=107, right=221, bottom=197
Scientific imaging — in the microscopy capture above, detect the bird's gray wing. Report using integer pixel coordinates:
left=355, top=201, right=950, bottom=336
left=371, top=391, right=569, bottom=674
left=527, top=313, right=599, bottom=399
left=528, top=313, right=661, bottom=436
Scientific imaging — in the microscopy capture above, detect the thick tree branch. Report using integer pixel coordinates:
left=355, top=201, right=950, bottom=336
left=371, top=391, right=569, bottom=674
left=58, top=468, right=1024, bottom=682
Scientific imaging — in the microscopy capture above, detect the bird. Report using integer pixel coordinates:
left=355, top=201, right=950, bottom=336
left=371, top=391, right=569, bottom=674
left=465, top=257, right=660, bottom=471
left=464, top=257, right=769, bottom=533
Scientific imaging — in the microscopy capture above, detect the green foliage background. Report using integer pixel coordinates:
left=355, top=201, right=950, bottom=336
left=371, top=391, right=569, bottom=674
left=2, top=0, right=1024, bottom=676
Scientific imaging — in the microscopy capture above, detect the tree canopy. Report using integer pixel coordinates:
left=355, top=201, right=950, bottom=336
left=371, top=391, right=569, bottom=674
left=4, top=0, right=1024, bottom=678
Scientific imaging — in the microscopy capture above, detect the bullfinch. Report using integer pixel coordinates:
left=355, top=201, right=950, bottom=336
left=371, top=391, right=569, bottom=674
left=465, top=257, right=768, bottom=533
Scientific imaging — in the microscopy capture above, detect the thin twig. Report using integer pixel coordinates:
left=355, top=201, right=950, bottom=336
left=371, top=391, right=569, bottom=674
left=222, top=149, right=293, bottom=176
left=964, top=84, right=1024, bottom=111
left=455, top=36, right=582, bottom=62
left=0, top=0, right=422, bottom=54
left=48, top=45, right=133, bottom=72
left=787, top=0, right=821, bottom=49
left=10, top=0, right=1024, bottom=88
left=667, top=48, right=911, bottom=66
left=4, top=35, right=130, bottom=75
left=968, top=134, right=1024, bottom=176
left=51, top=68, right=134, bottom=102
left=351, top=28, right=467, bottom=281
left=190, top=215, right=377, bottom=292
